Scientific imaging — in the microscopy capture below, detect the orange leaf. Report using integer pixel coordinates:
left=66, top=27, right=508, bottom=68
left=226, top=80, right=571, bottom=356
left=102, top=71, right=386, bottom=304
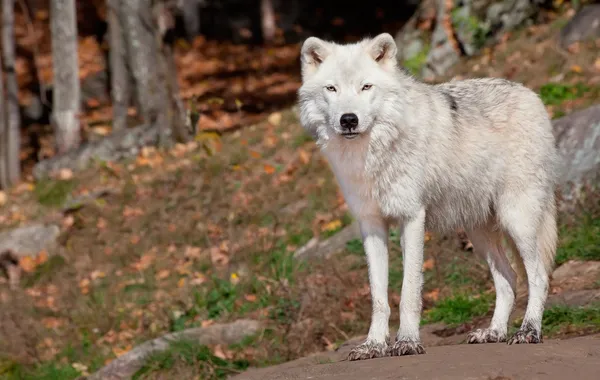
left=210, top=246, right=229, bottom=266
left=19, top=256, right=37, bottom=273
left=249, top=150, right=261, bottom=159
left=264, top=164, right=276, bottom=174
left=244, top=294, right=257, bottom=302
left=298, top=149, right=311, bottom=165
left=156, top=270, right=170, bottom=280
left=321, top=219, right=342, bottom=232
left=177, top=278, right=186, bottom=288
left=422, top=258, right=435, bottom=271
left=424, top=288, right=440, bottom=302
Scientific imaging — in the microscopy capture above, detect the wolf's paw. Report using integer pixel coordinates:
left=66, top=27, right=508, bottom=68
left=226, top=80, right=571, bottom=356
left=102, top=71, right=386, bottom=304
left=467, top=328, right=506, bottom=344
left=388, top=338, right=426, bottom=356
left=507, top=325, right=543, bottom=344
left=347, top=340, right=388, bottom=361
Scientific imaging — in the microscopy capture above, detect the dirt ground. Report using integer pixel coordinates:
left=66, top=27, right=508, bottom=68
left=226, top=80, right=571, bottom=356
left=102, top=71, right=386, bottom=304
left=233, top=334, right=600, bottom=380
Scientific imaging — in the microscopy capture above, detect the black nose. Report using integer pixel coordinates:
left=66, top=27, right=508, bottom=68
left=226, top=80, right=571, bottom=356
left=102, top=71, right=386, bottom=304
left=340, top=113, right=359, bottom=131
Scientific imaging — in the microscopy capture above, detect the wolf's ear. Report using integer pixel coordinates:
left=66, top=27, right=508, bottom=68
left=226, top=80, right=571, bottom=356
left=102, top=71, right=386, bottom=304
left=366, top=33, right=397, bottom=68
left=300, top=37, right=331, bottom=79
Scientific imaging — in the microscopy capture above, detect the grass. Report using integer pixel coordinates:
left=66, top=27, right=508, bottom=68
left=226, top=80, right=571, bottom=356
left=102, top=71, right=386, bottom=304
left=539, top=82, right=589, bottom=106
left=133, top=339, right=250, bottom=380
left=541, top=305, right=600, bottom=336
left=556, top=212, right=600, bottom=265
left=423, top=294, right=493, bottom=326
left=403, top=44, right=429, bottom=77
left=34, top=178, right=78, bottom=207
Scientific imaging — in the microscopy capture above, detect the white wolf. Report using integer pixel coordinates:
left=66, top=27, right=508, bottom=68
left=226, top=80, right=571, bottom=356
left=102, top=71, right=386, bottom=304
left=297, top=33, right=559, bottom=360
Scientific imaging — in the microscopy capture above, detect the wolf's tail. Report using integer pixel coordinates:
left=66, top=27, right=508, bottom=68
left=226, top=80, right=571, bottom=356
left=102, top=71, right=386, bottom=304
left=537, top=196, right=558, bottom=276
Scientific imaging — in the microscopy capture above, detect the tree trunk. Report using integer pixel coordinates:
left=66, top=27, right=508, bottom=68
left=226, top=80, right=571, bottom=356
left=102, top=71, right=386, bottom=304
left=50, top=0, right=81, bottom=154
left=2, top=0, right=21, bottom=185
left=107, top=0, right=129, bottom=132
left=260, top=0, right=276, bottom=44
left=121, top=0, right=172, bottom=148
left=0, top=54, right=8, bottom=189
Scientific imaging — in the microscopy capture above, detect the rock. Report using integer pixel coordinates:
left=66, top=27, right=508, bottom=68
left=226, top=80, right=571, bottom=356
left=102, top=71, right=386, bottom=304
left=294, top=222, right=361, bottom=260
left=32, top=122, right=160, bottom=180
left=551, top=260, right=600, bottom=291
left=552, top=105, right=600, bottom=204
left=485, top=0, right=537, bottom=32
left=547, top=289, right=600, bottom=308
left=559, top=4, right=600, bottom=49
left=231, top=334, right=600, bottom=380
left=84, top=319, right=262, bottom=380
left=0, top=224, right=60, bottom=257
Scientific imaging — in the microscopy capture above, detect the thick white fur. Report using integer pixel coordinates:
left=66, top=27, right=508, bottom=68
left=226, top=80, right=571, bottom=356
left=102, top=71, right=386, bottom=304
left=297, top=33, right=559, bottom=360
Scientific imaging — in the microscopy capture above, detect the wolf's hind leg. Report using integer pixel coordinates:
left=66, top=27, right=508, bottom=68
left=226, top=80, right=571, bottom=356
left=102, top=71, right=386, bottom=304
left=348, top=217, right=391, bottom=361
left=499, top=194, right=555, bottom=344
left=466, top=225, right=516, bottom=344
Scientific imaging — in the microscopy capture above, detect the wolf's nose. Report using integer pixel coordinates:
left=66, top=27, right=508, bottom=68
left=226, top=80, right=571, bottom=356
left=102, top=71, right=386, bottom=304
left=340, top=113, right=359, bottom=130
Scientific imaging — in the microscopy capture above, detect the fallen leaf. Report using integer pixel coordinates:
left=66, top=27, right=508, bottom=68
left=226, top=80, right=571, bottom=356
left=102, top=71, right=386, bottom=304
left=190, top=273, right=207, bottom=285
left=42, top=317, right=64, bottom=329
left=0, top=191, right=7, bottom=206
left=422, top=258, right=435, bottom=271
left=131, top=252, right=156, bottom=271
left=62, top=215, right=75, bottom=228
left=244, top=294, right=257, bottom=302
left=298, top=149, right=311, bottom=164
left=156, top=269, right=170, bottom=280
left=19, top=256, right=37, bottom=273
left=264, top=164, right=276, bottom=174
left=36, top=250, right=48, bottom=265
left=177, top=278, right=186, bottom=288
left=97, top=218, right=107, bottom=230
left=91, top=270, right=106, bottom=280
left=210, top=246, right=229, bottom=266
left=130, top=235, right=141, bottom=245
left=71, top=362, right=89, bottom=376
left=594, top=58, right=600, bottom=72
left=571, top=64, right=583, bottom=74
left=321, top=219, right=342, bottom=232
left=112, top=345, right=132, bottom=358
left=201, top=319, right=214, bottom=327
left=184, top=246, right=203, bottom=260
left=267, top=112, right=282, bottom=126
left=58, top=168, right=74, bottom=180
left=249, top=150, right=261, bottom=159
left=424, top=288, right=440, bottom=302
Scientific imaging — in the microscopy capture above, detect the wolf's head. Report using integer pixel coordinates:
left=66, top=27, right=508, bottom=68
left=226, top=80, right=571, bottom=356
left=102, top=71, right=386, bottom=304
left=297, top=33, right=402, bottom=142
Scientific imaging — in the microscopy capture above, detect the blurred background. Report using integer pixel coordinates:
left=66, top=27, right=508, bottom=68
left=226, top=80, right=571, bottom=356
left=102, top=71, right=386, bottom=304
left=0, top=0, right=598, bottom=379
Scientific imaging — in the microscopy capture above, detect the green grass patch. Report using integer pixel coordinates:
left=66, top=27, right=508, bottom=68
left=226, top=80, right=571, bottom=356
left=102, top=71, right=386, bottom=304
left=23, top=255, right=67, bottom=287
left=1, top=360, right=82, bottom=380
left=133, top=339, right=249, bottom=380
left=403, top=44, right=429, bottom=77
left=542, top=305, right=600, bottom=335
left=34, top=179, right=77, bottom=207
left=539, top=83, right=589, bottom=106
left=423, top=294, right=492, bottom=326
left=556, top=213, right=600, bottom=264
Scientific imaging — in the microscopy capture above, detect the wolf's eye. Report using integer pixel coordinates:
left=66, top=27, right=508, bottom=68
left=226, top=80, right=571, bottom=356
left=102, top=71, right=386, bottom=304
left=362, top=84, right=373, bottom=91
left=325, top=85, right=337, bottom=92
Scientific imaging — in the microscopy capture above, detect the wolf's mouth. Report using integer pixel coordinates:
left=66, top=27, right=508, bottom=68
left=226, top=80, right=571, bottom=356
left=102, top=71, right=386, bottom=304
left=342, top=132, right=359, bottom=140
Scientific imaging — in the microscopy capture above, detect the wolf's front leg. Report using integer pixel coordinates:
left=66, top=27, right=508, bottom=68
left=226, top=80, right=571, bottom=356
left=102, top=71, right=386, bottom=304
left=390, top=209, right=426, bottom=356
left=348, top=217, right=391, bottom=361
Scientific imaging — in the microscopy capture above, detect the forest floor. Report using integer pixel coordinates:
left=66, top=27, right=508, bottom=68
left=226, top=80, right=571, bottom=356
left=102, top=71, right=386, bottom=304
left=1, top=5, right=600, bottom=380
